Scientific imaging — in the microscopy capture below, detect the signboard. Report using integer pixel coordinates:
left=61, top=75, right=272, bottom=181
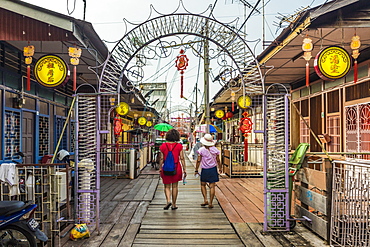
left=138, top=117, right=147, bottom=125
left=215, top=110, right=225, bottom=119
left=115, top=102, right=130, bottom=116
left=314, top=46, right=351, bottom=81
left=34, top=55, right=69, bottom=88
left=237, top=95, right=252, bottom=109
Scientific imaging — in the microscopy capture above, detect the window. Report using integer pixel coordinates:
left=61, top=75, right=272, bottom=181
left=300, top=117, right=309, bottom=144
left=327, top=115, right=340, bottom=152
left=345, top=103, right=370, bottom=159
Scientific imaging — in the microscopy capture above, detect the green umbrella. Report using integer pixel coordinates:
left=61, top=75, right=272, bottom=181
left=153, top=123, right=174, bottom=132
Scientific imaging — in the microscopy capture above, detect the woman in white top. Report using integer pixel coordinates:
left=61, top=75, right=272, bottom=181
left=194, top=134, right=221, bottom=208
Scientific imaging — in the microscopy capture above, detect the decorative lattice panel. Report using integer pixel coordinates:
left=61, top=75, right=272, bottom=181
left=39, top=116, right=49, bottom=156
left=263, top=92, right=290, bottom=231
left=331, top=161, right=370, bottom=246
left=70, top=120, right=76, bottom=153
left=55, top=116, right=68, bottom=151
left=4, top=111, right=21, bottom=160
left=76, top=95, right=98, bottom=226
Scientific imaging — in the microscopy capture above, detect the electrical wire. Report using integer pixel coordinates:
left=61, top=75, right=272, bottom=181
left=67, top=0, right=76, bottom=15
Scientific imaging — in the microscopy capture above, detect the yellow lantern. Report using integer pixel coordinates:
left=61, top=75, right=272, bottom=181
left=68, top=47, right=82, bottom=91
left=23, top=45, right=35, bottom=91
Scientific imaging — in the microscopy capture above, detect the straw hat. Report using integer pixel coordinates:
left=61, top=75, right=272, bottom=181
left=200, top=134, right=215, bottom=146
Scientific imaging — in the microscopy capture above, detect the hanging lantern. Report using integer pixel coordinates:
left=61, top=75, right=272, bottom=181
left=225, top=112, right=233, bottom=119
left=350, top=35, right=361, bottom=83
left=231, top=92, right=236, bottom=111
left=113, top=115, right=123, bottom=136
left=23, top=45, right=34, bottom=91
left=302, top=37, right=313, bottom=87
left=239, top=111, right=253, bottom=162
left=68, top=47, right=82, bottom=91
left=175, top=49, right=189, bottom=98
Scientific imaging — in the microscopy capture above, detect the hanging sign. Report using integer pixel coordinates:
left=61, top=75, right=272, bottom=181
left=115, top=102, right=130, bottom=116
left=138, top=117, right=147, bottom=126
left=146, top=120, right=153, bottom=127
left=34, top=54, right=69, bottom=88
left=215, top=110, right=225, bottom=119
left=237, top=95, right=252, bottom=109
left=314, top=46, right=351, bottom=81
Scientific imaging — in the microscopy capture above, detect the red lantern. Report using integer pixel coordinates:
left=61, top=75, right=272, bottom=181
left=175, top=49, right=189, bottom=98
left=225, top=112, right=234, bottom=119
left=239, top=112, right=253, bottom=162
left=113, top=115, right=123, bottom=136
left=351, top=35, right=361, bottom=83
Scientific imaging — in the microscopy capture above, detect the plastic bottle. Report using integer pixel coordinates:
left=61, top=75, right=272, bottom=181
left=183, top=176, right=187, bottom=185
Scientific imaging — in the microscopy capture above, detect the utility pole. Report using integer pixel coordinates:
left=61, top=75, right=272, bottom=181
left=204, top=20, right=210, bottom=134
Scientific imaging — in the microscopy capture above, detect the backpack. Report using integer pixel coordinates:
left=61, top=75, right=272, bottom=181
left=162, top=143, right=178, bottom=176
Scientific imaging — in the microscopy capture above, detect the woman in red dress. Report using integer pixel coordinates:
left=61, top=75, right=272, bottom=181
left=159, top=129, right=186, bottom=210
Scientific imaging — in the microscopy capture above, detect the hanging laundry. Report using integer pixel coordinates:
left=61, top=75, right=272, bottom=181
left=0, top=163, right=20, bottom=196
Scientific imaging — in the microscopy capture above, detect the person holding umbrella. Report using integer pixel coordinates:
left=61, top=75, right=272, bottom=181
left=159, top=128, right=186, bottom=210
left=194, top=134, right=221, bottom=208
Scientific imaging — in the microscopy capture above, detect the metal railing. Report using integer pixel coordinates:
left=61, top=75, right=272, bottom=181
left=0, top=163, right=72, bottom=247
left=331, top=160, right=370, bottom=246
left=221, top=142, right=263, bottom=177
left=100, top=142, right=154, bottom=176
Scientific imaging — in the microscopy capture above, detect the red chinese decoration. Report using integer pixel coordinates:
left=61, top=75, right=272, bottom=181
left=114, top=115, right=123, bottom=136
left=113, top=114, right=123, bottom=164
left=175, top=49, right=189, bottom=98
left=302, top=37, right=313, bottom=87
left=351, top=35, right=361, bottom=83
left=239, top=112, right=253, bottom=162
left=225, top=112, right=234, bottom=119
left=23, top=45, right=35, bottom=91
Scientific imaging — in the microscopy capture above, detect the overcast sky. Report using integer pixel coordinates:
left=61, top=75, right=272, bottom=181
left=22, top=0, right=327, bottom=115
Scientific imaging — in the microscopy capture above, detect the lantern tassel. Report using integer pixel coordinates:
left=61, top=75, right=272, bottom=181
left=354, top=60, right=358, bottom=83
left=26, top=65, right=31, bottom=91
left=306, top=62, right=310, bottom=87
left=180, top=73, right=184, bottom=98
left=73, top=66, right=77, bottom=91
left=232, top=101, right=234, bottom=112
left=244, top=137, right=248, bottom=162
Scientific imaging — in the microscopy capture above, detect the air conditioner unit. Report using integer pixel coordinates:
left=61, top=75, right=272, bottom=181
left=55, top=172, right=67, bottom=202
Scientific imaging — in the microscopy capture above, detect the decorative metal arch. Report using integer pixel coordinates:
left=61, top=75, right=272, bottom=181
left=99, top=13, right=263, bottom=95
left=75, top=10, right=266, bottom=231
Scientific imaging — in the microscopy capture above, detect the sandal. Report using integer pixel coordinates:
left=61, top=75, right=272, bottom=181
left=208, top=204, right=214, bottom=209
left=163, top=202, right=172, bottom=210
left=201, top=201, right=209, bottom=207
left=171, top=206, right=178, bottom=210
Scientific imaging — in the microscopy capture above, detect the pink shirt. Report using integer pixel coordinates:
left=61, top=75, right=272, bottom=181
left=197, top=146, right=220, bottom=169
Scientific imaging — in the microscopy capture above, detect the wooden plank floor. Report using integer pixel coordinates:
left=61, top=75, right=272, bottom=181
left=57, top=153, right=328, bottom=247
left=133, top=160, right=244, bottom=246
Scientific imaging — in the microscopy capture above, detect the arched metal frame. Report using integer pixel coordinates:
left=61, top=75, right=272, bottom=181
left=76, top=12, right=267, bottom=231
left=99, top=13, right=263, bottom=96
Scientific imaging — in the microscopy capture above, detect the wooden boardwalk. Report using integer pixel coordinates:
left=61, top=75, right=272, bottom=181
left=57, top=154, right=328, bottom=247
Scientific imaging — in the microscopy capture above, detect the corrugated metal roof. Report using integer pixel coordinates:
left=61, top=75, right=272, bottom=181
left=0, top=8, right=76, bottom=41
